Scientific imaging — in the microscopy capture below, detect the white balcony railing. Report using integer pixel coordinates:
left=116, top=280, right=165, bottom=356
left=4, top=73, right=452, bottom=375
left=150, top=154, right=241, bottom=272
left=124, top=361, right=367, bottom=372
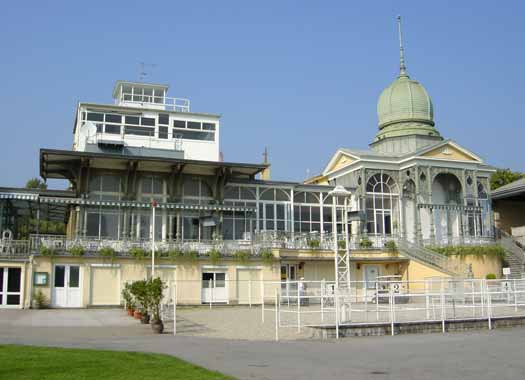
left=119, top=93, right=190, bottom=112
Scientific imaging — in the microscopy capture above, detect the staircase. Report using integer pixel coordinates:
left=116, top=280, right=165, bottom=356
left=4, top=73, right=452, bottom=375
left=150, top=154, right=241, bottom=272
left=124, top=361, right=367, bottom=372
left=397, top=239, right=471, bottom=277
left=498, top=233, right=525, bottom=279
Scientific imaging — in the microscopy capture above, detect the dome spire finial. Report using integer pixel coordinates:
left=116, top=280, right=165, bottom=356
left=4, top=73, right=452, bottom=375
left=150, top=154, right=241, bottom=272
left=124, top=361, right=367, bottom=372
left=397, top=15, right=408, bottom=77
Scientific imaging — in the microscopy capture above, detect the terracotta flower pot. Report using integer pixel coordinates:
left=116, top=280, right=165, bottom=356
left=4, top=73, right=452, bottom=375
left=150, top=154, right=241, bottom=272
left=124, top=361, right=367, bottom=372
left=133, top=310, right=142, bottom=320
left=140, top=313, right=150, bottom=324
left=127, top=308, right=134, bottom=316
left=151, top=319, right=164, bottom=334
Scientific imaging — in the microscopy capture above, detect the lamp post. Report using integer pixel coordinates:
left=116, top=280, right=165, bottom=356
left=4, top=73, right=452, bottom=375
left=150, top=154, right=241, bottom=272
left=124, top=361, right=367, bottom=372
left=151, top=199, right=157, bottom=278
left=328, top=185, right=352, bottom=290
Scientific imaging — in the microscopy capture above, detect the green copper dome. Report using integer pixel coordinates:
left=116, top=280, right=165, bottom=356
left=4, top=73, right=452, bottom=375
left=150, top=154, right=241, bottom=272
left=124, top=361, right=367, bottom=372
left=374, top=16, right=441, bottom=142
left=377, top=75, right=433, bottom=128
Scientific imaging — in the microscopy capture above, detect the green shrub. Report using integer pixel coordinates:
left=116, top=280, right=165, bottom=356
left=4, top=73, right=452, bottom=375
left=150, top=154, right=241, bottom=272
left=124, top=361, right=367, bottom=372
left=129, top=247, right=147, bottom=260
left=261, top=249, right=274, bottom=263
left=184, top=250, right=199, bottom=261
left=121, top=283, right=134, bottom=309
left=68, top=245, right=85, bottom=257
left=39, top=246, right=56, bottom=257
left=359, top=238, right=373, bottom=249
left=308, top=239, right=320, bottom=249
left=146, top=277, right=166, bottom=322
left=427, top=245, right=506, bottom=261
left=384, top=240, right=398, bottom=253
left=338, top=240, right=346, bottom=249
left=33, top=290, right=49, bottom=309
left=207, top=249, right=222, bottom=264
left=168, top=248, right=184, bottom=262
left=233, top=250, right=250, bottom=263
left=486, top=273, right=497, bottom=280
left=130, top=280, right=149, bottom=314
left=99, top=247, right=117, bottom=261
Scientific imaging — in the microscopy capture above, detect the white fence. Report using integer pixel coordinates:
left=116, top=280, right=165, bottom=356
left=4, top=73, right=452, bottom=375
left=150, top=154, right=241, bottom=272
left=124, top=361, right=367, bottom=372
left=261, top=278, right=525, bottom=340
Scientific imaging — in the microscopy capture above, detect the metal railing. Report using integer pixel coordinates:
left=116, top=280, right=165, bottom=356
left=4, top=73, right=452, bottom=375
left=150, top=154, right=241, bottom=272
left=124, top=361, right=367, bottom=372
left=262, top=278, right=525, bottom=340
left=0, top=239, right=30, bottom=258
left=28, top=234, right=257, bottom=257
left=397, top=239, right=470, bottom=276
left=119, top=93, right=190, bottom=112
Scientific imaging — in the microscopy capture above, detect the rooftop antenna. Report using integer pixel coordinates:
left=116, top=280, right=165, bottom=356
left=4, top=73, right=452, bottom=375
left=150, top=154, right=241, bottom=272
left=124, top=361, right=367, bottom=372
left=262, top=147, right=269, bottom=164
left=139, top=62, right=158, bottom=81
left=397, top=15, right=408, bottom=77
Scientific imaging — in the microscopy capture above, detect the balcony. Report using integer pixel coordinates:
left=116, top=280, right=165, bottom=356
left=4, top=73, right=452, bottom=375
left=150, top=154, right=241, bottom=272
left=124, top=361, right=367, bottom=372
left=118, top=93, right=190, bottom=113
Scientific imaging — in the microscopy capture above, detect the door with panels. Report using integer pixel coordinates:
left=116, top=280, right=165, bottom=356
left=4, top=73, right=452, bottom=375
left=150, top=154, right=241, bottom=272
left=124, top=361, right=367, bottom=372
left=52, top=264, right=82, bottom=307
left=0, top=267, right=22, bottom=308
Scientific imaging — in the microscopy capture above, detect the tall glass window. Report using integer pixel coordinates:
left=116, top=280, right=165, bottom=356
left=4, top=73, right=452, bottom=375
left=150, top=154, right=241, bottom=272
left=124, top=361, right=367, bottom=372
left=86, top=175, right=122, bottom=239
left=366, top=173, right=399, bottom=235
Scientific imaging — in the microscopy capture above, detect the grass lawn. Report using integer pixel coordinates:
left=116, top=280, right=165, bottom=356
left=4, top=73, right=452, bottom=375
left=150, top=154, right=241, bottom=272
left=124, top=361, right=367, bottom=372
left=0, top=345, right=234, bottom=380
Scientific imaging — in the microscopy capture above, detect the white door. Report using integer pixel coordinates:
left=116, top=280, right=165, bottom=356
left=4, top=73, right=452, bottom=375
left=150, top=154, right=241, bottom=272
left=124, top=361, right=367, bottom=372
left=201, top=272, right=227, bottom=304
left=364, top=265, right=379, bottom=289
left=0, top=267, right=22, bottom=308
left=52, top=264, right=82, bottom=307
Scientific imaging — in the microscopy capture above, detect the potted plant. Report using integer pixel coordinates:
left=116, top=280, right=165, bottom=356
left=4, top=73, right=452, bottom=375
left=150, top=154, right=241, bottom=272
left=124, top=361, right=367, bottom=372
left=147, top=277, right=166, bottom=334
left=130, top=280, right=150, bottom=324
left=33, top=290, right=49, bottom=309
left=122, top=283, right=135, bottom=316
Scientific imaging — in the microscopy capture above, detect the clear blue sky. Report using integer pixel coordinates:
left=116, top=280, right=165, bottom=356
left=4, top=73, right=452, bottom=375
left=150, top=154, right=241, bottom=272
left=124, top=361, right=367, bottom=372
left=1, top=0, right=523, bottom=188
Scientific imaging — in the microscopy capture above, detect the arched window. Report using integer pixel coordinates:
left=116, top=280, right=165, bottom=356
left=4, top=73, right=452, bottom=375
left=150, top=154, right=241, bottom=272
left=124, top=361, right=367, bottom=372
left=366, top=174, right=399, bottom=235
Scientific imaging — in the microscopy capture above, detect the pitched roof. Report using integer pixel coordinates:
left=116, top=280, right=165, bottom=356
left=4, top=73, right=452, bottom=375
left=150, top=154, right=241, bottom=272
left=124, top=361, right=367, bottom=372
left=492, top=178, right=525, bottom=199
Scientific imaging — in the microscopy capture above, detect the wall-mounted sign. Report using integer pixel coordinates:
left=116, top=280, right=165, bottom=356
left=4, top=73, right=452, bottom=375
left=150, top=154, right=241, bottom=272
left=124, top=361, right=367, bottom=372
left=503, top=267, right=511, bottom=276
left=33, top=272, right=49, bottom=286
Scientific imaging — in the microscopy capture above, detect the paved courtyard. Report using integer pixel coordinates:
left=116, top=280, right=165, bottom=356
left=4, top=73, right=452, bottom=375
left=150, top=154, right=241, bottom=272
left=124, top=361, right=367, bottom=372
left=1, top=308, right=525, bottom=380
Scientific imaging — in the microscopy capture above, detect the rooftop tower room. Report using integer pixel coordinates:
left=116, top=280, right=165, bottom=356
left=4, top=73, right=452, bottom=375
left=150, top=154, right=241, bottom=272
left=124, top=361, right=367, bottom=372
left=73, top=81, right=220, bottom=162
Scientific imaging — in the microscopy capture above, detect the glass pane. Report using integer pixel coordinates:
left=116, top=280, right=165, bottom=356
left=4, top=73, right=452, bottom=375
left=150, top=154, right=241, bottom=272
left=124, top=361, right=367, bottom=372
left=305, top=192, right=318, bottom=203
left=105, top=114, right=121, bottom=123
left=0, top=268, right=3, bottom=292
left=105, top=124, right=121, bottom=134
left=260, top=189, right=274, bottom=201
left=141, top=117, right=156, bottom=126
left=54, top=266, right=65, bottom=287
left=7, top=268, right=21, bottom=292
left=311, top=207, right=320, bottom=222
left=159, top=114, right=170, bottom=125
left=69, top=266, right=80, bottom=288
left=159, top=126, right=168, bottom=139
left=101, top=213, right=119, bottom=239
left=275, top=189, right=289, bottom=201
left=87, top=113, right=104, bottom=122
left=187, top=121, right=201, bottom=130
left=215, top=273, right=226, bottom=287
left=125, top=116, right=140, bottom=125
left=240, top=187, right=255, bottom=200
left=86, top=212, right=100, bottom=238
left=173, top=120, right=186, bottom=129
left=293, top=192, right=305, bottom=203
left=101, top=176, right=120, bottom=193
left=202, top=273, right=213, bottom=287
left=7, top=295, right=20, bottom=305
left=152, top=178, right=163, bottom=194
left=89, top=176, right=102, bottom=192
left=276, top=204, right=285, bottom=219
left=265, top=204, right=274, bottom=219
left=202, top=122, right=216, bottom=131
left=223, top=219, right=234, bottom=240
